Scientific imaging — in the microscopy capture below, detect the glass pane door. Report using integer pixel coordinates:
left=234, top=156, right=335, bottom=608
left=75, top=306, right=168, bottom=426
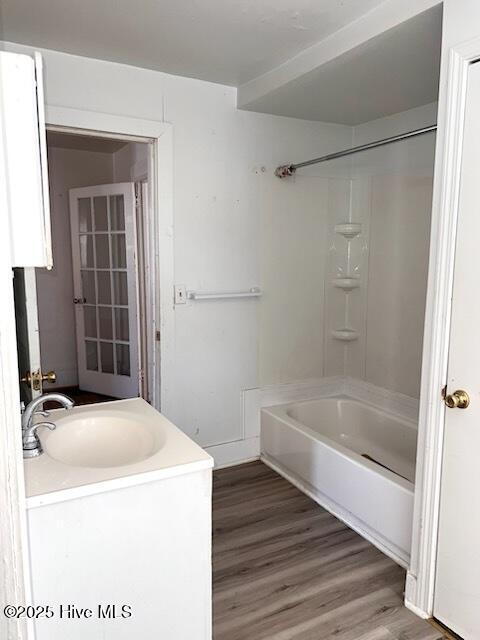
left=70, top=183, right=138, bottom=398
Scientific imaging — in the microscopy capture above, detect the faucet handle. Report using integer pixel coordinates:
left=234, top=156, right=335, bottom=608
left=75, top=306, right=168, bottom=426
left=26, top=421, right=56, bottom=437
left=23, top=421, right=56, bottom=458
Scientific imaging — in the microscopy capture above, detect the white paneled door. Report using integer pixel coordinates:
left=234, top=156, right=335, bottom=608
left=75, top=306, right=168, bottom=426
left=433, top=61, right=480, bottom=639
left=69, top=183, right=140, bottom=398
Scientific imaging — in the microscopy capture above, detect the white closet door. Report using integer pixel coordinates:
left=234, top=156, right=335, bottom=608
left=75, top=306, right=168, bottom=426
left=69, top=183, right=140, bottom=398
left=433, top=60, right=480, bottom=640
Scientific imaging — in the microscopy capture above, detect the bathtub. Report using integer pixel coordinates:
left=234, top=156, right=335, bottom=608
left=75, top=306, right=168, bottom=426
left=261, top=395, right=417, bottom=567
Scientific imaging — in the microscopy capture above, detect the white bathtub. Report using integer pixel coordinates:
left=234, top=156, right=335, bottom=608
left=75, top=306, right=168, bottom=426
left=261, top=395, right=417, bottom=567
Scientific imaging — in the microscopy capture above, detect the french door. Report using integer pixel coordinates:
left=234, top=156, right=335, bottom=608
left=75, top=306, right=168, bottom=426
left=69, top=183, right=140, bottom=398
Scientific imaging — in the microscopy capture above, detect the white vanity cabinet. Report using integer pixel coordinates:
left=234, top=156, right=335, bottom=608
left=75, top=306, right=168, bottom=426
left=24, top=399, right=213, bottom=640
left=0, top=51, right=52, bottom=268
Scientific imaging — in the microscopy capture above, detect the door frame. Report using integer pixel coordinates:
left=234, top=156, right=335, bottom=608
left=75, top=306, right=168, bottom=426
left=0, top=106, right=33, bottom=640
left=44, top=106, right=174, bottom=413
left=405, top=35, right=480, bottom=618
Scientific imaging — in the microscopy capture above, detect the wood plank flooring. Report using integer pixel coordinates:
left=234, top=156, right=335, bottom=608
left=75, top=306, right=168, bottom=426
left=213, top=461, right=444, bottom=640
left=43, top=386, right=116, bottom=408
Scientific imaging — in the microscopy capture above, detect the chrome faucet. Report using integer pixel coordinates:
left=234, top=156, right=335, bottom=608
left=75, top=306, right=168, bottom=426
left=22, top=393, right=75, bottom=458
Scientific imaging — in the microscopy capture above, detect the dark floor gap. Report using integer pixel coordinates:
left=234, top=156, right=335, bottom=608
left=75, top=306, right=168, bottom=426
left=43, top=386, right=116, bottom=408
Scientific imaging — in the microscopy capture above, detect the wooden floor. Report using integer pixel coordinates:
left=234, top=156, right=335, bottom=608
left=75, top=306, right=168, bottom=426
left=43, top=386, right=116, bottom=408
left=213, top=461, right=444, bottom=640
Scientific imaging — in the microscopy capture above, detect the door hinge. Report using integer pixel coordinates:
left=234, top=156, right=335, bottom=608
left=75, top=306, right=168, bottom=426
left=155, top=330, right=161, bottom=342
left=135, top=183, right=141, bottom=208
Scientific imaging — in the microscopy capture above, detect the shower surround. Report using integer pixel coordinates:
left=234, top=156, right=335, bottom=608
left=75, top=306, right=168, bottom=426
left=260, top=104, right=435, bottom=400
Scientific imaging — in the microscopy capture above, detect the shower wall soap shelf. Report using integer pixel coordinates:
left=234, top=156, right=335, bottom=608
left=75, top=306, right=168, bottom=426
left=333, top=277, right=360, bottom=292
left=332, top=329, right=359, bottom=342
left=334, top=223, right=362, bottom=239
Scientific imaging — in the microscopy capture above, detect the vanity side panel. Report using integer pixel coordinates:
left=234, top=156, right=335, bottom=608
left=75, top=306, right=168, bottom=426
left=27, top=469, right=212, bottom=640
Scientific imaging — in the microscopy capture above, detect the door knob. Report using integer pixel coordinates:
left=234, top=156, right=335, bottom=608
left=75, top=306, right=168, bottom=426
left=444, top=389, right=470, bottom=409
left=21, top=370, right=57, bottom=390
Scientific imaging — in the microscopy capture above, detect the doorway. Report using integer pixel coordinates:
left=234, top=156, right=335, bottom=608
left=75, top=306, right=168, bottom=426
left=15, top=130, right=153, bottom=406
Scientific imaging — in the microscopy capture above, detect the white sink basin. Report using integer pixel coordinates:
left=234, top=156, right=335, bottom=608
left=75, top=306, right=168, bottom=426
left=25, top=398, right=213, bottom=502
left=39, top=408, right=165, bottom=468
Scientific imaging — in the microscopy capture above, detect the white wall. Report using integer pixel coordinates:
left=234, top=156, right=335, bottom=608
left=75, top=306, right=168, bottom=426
left=442, top=0, right=480, bottom=50
left=2, top=41, right=351, bottom=457
left=5, top=39, right=437, bottom=463
left=353, top=102, right=438, bottom=146
left=37, top=146, right=114, bottom=388
left=170, top=97, right=350, bottom=449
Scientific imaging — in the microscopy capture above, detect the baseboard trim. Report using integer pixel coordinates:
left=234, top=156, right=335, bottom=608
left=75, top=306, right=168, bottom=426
left=405, top=598, right=431, bottom=620
left=205, top=437, right=260, bottom=469
left=404, top=570, right=432, bottom=620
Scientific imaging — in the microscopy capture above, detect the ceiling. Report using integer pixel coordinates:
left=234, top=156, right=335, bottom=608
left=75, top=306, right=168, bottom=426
left=46, top=131, right=128, bottom=153
left=0, top=0, right=387, bottom=86
left=240, top=5, right=442, bottom=125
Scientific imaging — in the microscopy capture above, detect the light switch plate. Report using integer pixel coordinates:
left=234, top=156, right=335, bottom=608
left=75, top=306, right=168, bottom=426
left=174, top=284, right=187, bottom=305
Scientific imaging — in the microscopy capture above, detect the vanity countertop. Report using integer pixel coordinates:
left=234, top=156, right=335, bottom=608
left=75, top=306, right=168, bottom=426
left=24, top=397, right=213, bottom=509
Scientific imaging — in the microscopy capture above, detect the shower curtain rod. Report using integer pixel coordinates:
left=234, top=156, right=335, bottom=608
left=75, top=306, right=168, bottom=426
left=274, top=124, right=437, bottom=178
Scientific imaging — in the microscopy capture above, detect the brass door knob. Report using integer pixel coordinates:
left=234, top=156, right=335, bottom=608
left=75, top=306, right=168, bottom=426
left=444, top=389, right=470, bottom=409
left=21, top=370, right=57, bottom=390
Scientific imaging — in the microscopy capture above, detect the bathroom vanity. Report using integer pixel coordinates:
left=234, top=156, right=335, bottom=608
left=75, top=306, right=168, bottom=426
left=23, top=398, right=213, bottom=640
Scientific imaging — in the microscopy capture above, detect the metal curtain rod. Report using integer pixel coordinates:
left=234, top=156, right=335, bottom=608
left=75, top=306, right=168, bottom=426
left=274, top=124, right=437, bottom=178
